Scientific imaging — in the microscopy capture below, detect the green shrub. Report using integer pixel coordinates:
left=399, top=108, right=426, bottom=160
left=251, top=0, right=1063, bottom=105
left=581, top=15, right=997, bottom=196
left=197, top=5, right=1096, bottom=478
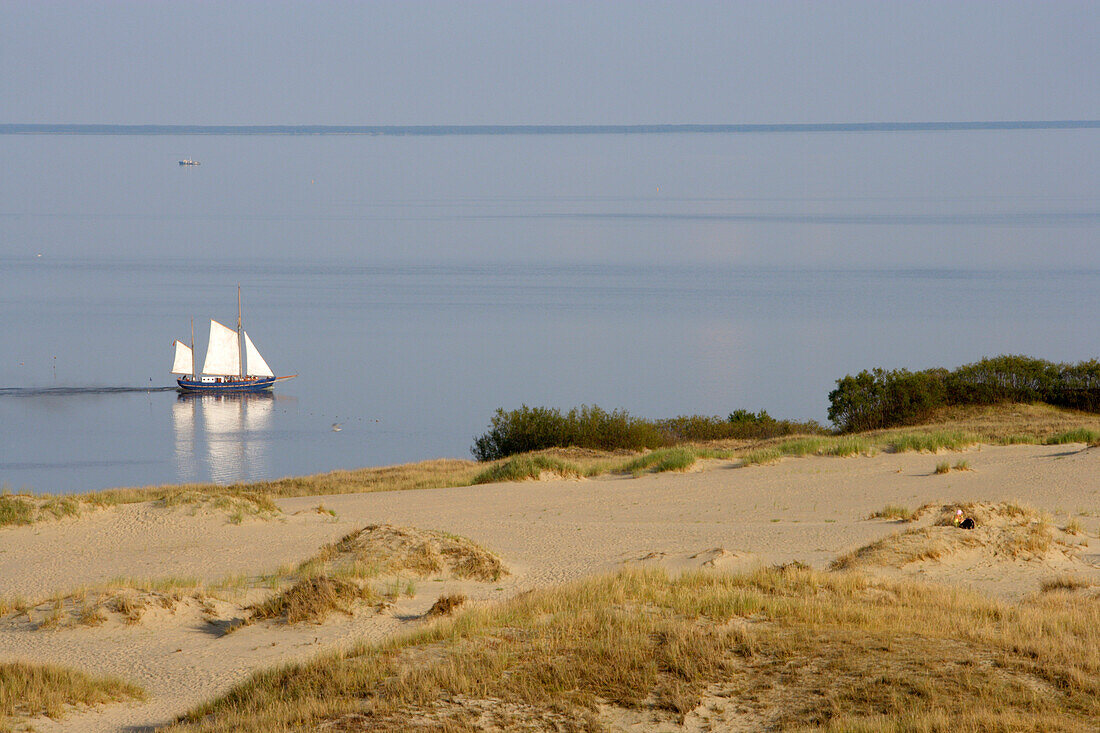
left=828, top=368, right=947, bottom=434
left=471, top=405, right=824, bottom=461
left=471, top=405, right=669, bottom=461
left=829, top=355, right=1100, bottom=432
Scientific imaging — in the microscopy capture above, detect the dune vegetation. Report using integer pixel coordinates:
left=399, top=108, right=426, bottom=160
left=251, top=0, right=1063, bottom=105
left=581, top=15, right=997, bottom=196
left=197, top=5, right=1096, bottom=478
left=160, top=564, right=1100, bottom=732
left=832, top=502, right=1063, bottom=571
left=7, top=524, right=508, bottom=632
left=828, top=354, right=1100, bottom=432
left=6, top=402, right=1100, bottom=531
left=0, top=661, right=145, bottom=731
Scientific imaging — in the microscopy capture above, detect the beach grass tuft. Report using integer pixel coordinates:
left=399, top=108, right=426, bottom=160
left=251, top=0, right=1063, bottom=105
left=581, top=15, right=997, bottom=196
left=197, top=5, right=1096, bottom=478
left=1040, top=574, right=1091, bottom=593
left=868, top=504, right=915, bottom=521
left=739, top=448, right=783, bottom=467
left=0, top=493, right=37, bottom=527
left=0, top=661, right=145, bottom=727
left=618, top=447, right=696, bottom=475
left=425, top=593, right=467, bottom=617
left=244, top=576, right=374, bottom=626
left=887, top=430, right=977, bottom=453
left=472, top=455, right=582, bottom=484
left=1045, top=428, right=1100, bottom=445
left=616, top=446, right=731, bottom=476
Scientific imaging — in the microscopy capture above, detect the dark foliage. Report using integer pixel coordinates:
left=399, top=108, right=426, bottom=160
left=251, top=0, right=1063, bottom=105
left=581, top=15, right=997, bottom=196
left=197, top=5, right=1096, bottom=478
left=829, top=355, right=1100, bottom=432
left=471, top=405, right=824, bottom=461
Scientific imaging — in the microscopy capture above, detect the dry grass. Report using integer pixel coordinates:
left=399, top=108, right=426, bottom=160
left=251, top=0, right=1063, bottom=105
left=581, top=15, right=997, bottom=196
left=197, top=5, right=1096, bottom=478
left=110, top=593, right=150, bottom=625
left=1041, top=575, right=1092, bottom=593
left=0, top=459, right=483, bottom=529
left=915, top=402, right=1100, bottom=441
left=868, top=504, right=915, bottom=521
left=162, top=565, right=1100, bottom=732
left=887, top=430, right=977, bottom=453
left=7, top=526, right=506, bottom=635
left=0, top=492, right=80, bottom=528
left=11, top=575, right=219, bottom=630
left=0, top=597, right=28, bottom=616
left=425, top=593, right=467, bottom=617
left=245, top=576, right=374, bottom=626
left=311, top=524, right=508, bottom=583
left=833, top=502, right=1059, bottom=570
left=226, top=525, right=505, bottom=631
left=0, top=661, right=145, bottom=730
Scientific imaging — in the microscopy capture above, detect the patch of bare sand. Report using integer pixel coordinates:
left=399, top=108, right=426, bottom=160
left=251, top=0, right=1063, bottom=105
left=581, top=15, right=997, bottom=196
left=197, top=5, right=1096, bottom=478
left=2, top=443, right=1100, bottom=730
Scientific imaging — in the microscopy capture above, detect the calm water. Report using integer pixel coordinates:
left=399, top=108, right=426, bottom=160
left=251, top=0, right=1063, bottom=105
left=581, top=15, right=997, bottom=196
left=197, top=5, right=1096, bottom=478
left=1, top=128, right=1098, bottom=493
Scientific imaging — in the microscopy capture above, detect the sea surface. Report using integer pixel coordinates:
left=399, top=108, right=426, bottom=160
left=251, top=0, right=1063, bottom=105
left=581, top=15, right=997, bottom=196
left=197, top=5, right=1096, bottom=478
left=1, top=125, right=1098, bottom=494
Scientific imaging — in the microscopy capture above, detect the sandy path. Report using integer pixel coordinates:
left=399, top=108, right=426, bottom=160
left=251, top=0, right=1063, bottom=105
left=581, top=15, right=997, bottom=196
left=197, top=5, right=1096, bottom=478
left=2, top=443, right=1099, bottom=731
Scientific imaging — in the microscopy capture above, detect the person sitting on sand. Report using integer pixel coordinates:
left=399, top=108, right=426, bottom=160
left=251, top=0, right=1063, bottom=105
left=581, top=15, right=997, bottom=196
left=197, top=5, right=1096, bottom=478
left=953, top=509, right=975, bottom=529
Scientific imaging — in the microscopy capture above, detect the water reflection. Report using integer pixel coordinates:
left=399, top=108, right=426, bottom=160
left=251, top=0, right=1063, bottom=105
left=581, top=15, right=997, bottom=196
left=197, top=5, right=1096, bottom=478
left=171, top=396, right=196, bottom=482
left=172, top=392, right=279, bottom=484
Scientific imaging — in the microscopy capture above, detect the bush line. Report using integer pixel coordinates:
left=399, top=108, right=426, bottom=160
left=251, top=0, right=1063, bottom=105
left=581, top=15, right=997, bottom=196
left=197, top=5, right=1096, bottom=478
left=472, top=405, right=823, bottom=461
left=829, top=354, right=1100, bottom=433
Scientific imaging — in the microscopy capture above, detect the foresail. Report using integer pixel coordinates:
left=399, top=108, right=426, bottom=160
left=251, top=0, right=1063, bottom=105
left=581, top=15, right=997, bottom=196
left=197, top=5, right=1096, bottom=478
left=202, top=319, right=240, bottom=375
left=171, top=340, right=194, bottom=374
left=243, top=331, right=275, bottom=377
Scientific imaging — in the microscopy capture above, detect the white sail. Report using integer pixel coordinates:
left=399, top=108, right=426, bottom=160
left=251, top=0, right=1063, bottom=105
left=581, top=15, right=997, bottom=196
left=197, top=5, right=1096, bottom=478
left=170, top=340, right=193, bottom=375
left=202, top=319, right=240, bottom=376
left=243, top=331, right=274, bottom=377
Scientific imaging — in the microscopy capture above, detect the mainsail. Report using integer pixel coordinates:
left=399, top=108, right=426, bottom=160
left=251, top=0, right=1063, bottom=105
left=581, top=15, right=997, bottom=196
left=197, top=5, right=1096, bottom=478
left=202, top=319, right=240, bottom=376
left=171, top=340, right=194, bottom=375
left=243, top=331, right=274, bottom=378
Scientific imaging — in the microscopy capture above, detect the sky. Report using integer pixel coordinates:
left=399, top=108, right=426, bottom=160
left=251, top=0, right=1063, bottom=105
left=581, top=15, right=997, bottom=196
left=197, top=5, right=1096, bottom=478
left=2, top=1, right=1098, bottom=125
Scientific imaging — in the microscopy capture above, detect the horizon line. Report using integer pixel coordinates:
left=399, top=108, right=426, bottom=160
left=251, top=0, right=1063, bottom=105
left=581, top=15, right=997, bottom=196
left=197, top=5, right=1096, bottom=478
left=2, top=120, right=1100, bottom=136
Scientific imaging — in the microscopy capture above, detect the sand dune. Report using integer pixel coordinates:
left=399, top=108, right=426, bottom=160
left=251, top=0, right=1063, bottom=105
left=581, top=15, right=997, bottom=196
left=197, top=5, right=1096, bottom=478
left=2, top=443, right=1099, bottom=731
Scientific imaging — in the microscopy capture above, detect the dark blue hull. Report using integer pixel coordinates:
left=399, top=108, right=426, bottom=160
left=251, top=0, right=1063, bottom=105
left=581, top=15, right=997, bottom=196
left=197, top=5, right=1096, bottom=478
left=177, top=376, right=277, bottom=393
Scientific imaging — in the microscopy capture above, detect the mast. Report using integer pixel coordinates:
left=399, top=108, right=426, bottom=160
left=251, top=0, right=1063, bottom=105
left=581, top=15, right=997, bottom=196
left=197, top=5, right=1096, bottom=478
left=190, top=317, right=195, bottom=379
left=237, top=284, right=244, bottom=379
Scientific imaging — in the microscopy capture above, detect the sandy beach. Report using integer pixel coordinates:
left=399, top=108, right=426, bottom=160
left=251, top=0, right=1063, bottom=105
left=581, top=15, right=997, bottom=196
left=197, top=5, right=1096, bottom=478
left=2, top=442, right=1099, bottom=731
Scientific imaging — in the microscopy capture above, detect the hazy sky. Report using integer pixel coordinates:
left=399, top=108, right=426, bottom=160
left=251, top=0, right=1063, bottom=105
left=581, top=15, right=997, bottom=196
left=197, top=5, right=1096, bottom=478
left=2, top=1, right=1098, bottom=124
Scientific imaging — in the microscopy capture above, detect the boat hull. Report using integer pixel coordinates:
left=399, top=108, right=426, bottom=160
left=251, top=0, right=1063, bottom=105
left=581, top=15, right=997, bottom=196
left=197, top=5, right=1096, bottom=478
left=177, top=376, right=276, bottom=393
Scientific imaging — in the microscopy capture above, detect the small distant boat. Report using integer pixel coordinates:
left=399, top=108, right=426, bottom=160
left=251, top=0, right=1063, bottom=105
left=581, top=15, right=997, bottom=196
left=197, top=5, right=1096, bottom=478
left=179, top=158, right=201, bottom=166
left=171, top=287, right=295, bottom=393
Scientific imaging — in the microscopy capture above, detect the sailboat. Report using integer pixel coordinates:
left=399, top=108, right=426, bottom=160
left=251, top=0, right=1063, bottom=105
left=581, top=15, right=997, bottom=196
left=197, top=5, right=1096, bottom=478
left=171, top=287, right=295, bottom=393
